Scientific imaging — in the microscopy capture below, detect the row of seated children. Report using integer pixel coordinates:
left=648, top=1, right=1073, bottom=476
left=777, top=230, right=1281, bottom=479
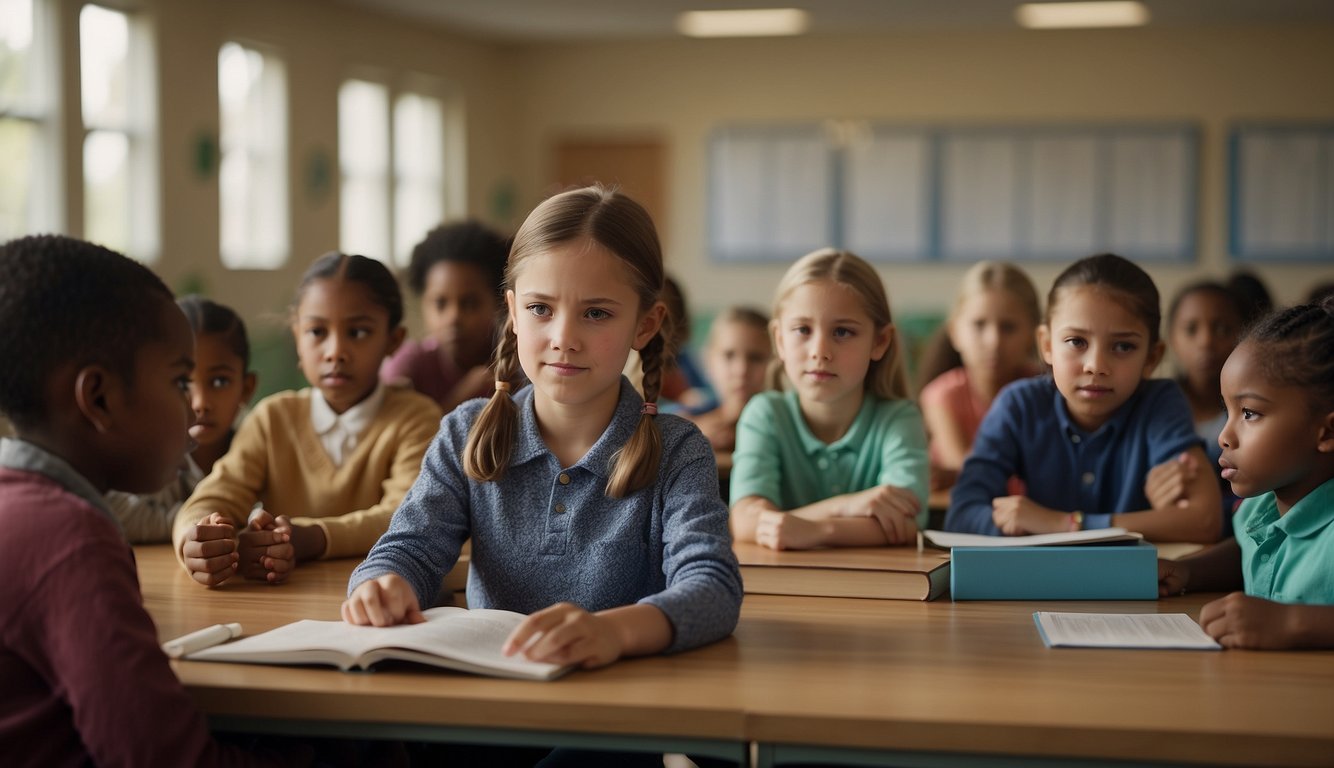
left=3, top=191, right=1332, bottom=767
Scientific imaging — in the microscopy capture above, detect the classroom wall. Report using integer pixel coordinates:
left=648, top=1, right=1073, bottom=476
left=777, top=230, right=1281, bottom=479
left=134, top=0, right=520, bottom=328
left=508, top=23, right=1334, bottom=318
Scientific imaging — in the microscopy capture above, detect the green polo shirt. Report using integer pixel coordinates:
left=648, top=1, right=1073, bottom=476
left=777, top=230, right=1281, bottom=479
left=730, top=390, right=929, bottom=527
left=1234, top=477, right=1334, bottom=604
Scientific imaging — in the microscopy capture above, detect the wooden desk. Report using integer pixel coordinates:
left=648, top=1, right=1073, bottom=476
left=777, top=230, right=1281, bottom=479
left=138, top=546, right=1334, bottom=767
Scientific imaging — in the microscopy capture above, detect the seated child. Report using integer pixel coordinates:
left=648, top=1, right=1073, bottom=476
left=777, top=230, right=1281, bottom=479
left=0, top=235, right=293, bottom=765
left=945, top=254, right=1221, bottom=542
left=344, top=185, right=741, bottom=673
left=1153, top=281, right=1245, bottom=524
left=730, top=249, right=929, bottom=551
left=381, top=220, right=508, bottom=413
left=1159, top=299, right=1334, bottom=649
left=919, top=261, right=1041, bottom=493
left=174, top=252, right=442, bottom=586
left=106, top=295, right=256, bottom=543
left=685, top=306, right=772, bottom=455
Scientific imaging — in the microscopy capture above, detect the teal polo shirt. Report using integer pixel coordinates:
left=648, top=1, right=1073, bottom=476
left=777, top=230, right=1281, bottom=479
left=730, top=390, right=929, bottom=527
left=1234, top=477, right=1334, bottom=604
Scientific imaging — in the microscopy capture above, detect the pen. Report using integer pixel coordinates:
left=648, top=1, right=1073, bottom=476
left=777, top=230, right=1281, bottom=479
left=162, top=623, right=243, bottom=658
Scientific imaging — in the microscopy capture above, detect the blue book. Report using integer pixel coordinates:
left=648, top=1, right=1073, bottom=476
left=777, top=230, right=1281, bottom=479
left=950, top=541, right=1157, bottom=600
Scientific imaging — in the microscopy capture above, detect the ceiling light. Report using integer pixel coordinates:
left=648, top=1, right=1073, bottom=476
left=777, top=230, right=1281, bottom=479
left=1015, top=2, right=1149, bottom=29
left=677, top=9, right=810, bottom=38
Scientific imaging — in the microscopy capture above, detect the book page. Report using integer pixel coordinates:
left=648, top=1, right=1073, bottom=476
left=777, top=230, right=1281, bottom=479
left=1034, top=612, right=1221, bottom=650
left=924, top=528, right=1141, bottom=549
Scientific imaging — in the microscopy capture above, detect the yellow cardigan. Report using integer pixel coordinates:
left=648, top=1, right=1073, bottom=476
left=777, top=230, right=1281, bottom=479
left=173, top=387, right=442, bottom=562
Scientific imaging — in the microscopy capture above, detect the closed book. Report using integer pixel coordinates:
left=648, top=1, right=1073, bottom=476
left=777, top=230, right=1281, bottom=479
left=950, top=541, right=1157, bottom=600
left=734, top=542, right=950, bottom=601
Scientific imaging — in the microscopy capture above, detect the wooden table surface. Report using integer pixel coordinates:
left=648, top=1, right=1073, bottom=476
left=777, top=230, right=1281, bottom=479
left=138, top=545, right=1334, bottom=767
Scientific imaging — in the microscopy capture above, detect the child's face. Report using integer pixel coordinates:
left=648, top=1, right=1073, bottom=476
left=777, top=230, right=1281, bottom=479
left=949, top=289, right=1036, bottom=387
left=508, top=239, right=663, bottom=418
left=1039, top=285, right=1163, bottom=433
left=1169, top=290, right=1240, bottom=388
left=187, top=333, right=255, bottom=450
left=293, top=277, right=405, bottom=414
left=705, top=320, right=771, bottom=408
left=773, top=280, right=892, bottom=411
left=422, top=261, right=500, bottom=370
left=109, top=301, right=195, bottom=493
left=1218, top=340, right=1332, bottom=511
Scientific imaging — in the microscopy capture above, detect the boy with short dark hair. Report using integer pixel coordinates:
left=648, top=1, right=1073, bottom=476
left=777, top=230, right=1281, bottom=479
left=0, top=235, right=287, bottom=766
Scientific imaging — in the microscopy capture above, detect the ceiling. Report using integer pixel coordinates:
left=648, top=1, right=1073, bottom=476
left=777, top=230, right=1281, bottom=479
left=334, top=0, right=1334, bottom=42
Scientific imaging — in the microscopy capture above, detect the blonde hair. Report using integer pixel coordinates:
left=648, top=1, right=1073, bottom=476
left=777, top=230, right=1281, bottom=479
left=950, top=260, right=1041, bottom=327
left=463, top=186, right=668, bottom=498
left=768, top=248, right=908, bottom=400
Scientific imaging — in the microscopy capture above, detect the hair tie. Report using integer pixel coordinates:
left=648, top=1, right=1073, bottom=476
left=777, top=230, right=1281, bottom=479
left=494, top=381, right=511, bottom=393
left=640, top=402, right=658, bottom=416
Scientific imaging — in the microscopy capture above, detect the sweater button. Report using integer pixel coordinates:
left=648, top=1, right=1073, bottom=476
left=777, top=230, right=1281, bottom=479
left=559, top=473, right=571, bottom=485
left=555, top=503, right=566, bottom=514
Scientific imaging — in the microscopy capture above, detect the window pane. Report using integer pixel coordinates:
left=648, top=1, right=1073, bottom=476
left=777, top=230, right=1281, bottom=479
left=83, top=129, right=129, bottom=252
left=392, top=92, right=443, bottom=265
left=0, top=0, right=35, bottom=111
left=339, top=80, right=388, bottom=175
left=0, top=118, right=38, bottom=239
left=341, top=177, right=390, bottom=261
left=219, top=42, right=287, bottom=269
left=79, top=4, right=129, bottom=129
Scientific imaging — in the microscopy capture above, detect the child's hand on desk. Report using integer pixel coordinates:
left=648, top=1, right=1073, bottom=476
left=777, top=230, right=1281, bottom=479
left=1157, top=558, right=1190, bottom=597
left=238, top=509, right=294, bottom=584
left=991, top=495, right=1066, bottom=535
left=1145, top=452, right=1197, bottom=511
left=342, top=574, right=426, bottom=626
left=841, top=485, right=919, bottom=545
left=503, top=603, right=622, bottom=669
left=182, top=513, right=239, bottom=587
left=755, top=509, right=823, bottom=550
left=1200, top=593, right=1299, bottom=649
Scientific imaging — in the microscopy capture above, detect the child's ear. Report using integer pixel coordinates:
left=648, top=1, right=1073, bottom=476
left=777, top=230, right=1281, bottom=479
left=505, top=289, right=517, bottom=327
left=633, top=301, right=667, bottom=351
left=870, top=323, right=894, bottom=362
left=770, top=319, right=785, bottom=361
left=1036, top=324, right=1053, bottom=365
left=1142, top=340, right=1167, bottom=377
left=386, top=325, right=407, bottom=357
left=1317, top=410, right=1334, bottom=454
left=241, top=371, right=258, bottom=404
left=72, top=365, right=116, bottom=434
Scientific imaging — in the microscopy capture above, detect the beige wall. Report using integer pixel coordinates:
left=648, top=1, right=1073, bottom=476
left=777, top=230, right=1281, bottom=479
left=510, top=24, right=1334, bottom=318
left=136, top=0, right=520, bottom=327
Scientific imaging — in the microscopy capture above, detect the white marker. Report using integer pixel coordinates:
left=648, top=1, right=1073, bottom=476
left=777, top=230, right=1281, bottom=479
left=162, top=623, right=243, bottom=658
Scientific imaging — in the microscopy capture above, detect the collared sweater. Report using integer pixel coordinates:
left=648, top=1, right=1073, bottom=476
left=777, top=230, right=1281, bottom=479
left=173, top=386, right=441, bottom=562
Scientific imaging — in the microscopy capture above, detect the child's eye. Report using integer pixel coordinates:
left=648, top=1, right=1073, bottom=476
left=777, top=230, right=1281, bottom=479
left=175, top=377, right=191, bottom=394
left=305, top=327, right=326, bottom=339
left=1241, top=407, right=1260, bottom=421
left=584, top=308, right=610, bottom=321
left=791, top=325, right=810, bottom=336
left=1113, top=341, right=1138, bottom=353
left=1063, top=337, right=1086, bottom=350
left=210, top=376, right=231, bottom=389
left=349, top=327, right=372, bottom=339
left=527, top=304, right=550, bottom=318
left=833, top=326, right=854, bottom=339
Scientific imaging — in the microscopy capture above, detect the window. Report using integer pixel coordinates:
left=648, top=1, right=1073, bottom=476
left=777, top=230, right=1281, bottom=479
left=219, top=41, right=288, bottom=269
left=0, top=0, right=59, bottom=241
left=338, top=78, right=445, bottom=266
left=80, top=4, right=157, bottom=260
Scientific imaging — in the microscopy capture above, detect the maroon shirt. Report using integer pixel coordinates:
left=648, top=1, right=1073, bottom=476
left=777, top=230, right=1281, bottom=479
left=0, top=441, right=276, bottom=767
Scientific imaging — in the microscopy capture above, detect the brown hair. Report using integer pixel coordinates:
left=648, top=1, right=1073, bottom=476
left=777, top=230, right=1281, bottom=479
left=463, top=186, right=668, bottom=498
left=1047, top=253, right=1161, bottom=346
left=915, top=260, right=1041, bottom=390
left=768, top=248, right=908, bottom=400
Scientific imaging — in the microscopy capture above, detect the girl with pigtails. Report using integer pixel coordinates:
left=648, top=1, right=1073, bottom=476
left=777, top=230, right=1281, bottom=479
left=344, top=186, right=742, bottom=678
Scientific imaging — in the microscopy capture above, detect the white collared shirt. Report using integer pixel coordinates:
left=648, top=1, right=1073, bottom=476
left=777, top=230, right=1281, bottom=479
left=310, top=382, right=386, bottom=467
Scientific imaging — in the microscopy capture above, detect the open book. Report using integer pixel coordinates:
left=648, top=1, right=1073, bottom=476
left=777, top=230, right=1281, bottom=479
left=1034, top=611, right=1221, bottom=650
left=734, top=542, right=950, bottom=601
left=924, top=527, right=1143, bottom=549
left=186, top=607, right=572, bottom=680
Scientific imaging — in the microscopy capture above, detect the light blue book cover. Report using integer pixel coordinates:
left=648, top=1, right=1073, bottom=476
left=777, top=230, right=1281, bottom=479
left=951, top=541, right=1157, bottom=601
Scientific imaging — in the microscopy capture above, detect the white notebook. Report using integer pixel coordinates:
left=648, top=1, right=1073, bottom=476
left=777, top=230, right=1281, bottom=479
left=1034, top=611, right=1221, bottom=650
left=925, top=527, right=1142, bottom=549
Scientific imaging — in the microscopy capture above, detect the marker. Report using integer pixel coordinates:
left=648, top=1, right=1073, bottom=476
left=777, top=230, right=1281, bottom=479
left=162, top=623, right=243, bottom=659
